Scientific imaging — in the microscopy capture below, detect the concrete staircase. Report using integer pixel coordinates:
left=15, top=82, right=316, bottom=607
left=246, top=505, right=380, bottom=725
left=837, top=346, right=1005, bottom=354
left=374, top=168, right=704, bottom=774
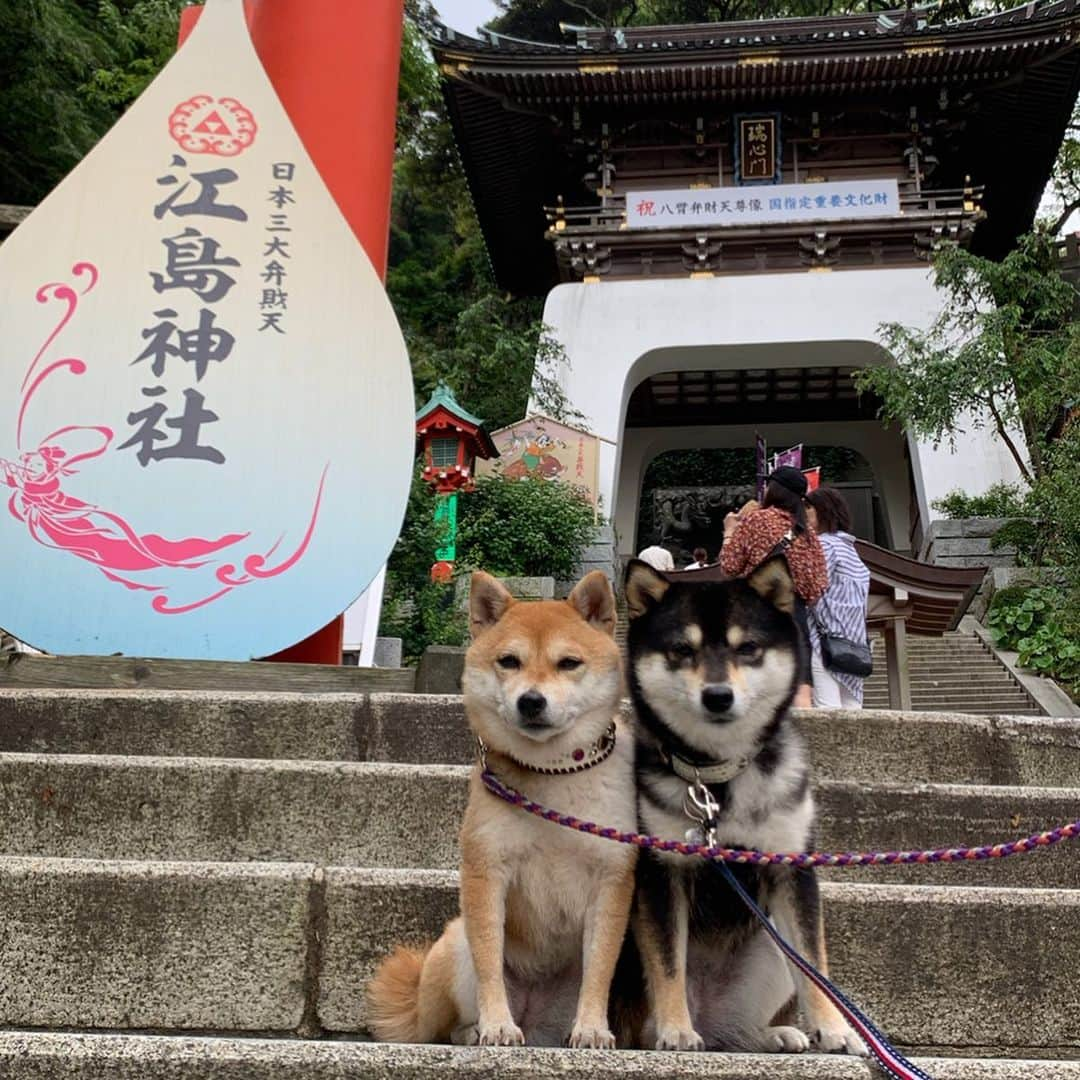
left=864, top=631, right=1042, bottom=715
left=1, top=688, right=1079, bottom=1077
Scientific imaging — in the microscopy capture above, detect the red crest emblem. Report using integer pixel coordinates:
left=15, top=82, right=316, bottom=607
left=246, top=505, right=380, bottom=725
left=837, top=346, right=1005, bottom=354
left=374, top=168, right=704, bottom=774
left=169, top=95, right=257, bottom=157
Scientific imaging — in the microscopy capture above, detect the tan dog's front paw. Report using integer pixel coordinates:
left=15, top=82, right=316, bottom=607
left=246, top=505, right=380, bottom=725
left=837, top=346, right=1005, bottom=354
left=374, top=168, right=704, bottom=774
left=813, top=1021, right=867, bottom=1056
left=765, top=1025, right=810, bottom=1053
left=476, top=1019, right=525, bottom=1046
left=656, top=1024, right=705, bottom=1051
left=568, top=1022, right=616, bottom=1049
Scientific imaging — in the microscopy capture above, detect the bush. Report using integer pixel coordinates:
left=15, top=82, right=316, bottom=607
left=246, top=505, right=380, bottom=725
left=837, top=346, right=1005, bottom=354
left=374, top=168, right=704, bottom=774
left=380, top=580, right=467, bottom=665
left=931, top=483, right=1029, bottom=520
left=990, top=519, right=1044, bottom=565
left=988, top=585, right=1080, bottom=699
left=379, top=471, right=599, bottom=663
left=456, top=475, right=597, bottom=579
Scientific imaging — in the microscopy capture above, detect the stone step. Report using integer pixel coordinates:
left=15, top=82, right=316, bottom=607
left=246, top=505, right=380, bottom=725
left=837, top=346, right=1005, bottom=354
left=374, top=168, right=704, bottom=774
left=868, top=660, right=1019, bottom=669
left=1, top=754, right=1076, bottom=888
left=866, top=660, right=1004, bottom=672
left=0, top=652, right=416, bottom=693
left=863, top=684, right=1031, bottom=697
left=864, top=704, right=1044, bottom=716
left=863, top=702, right=1043, bottom=712
left=865, top=678, right=1027, bottom=689
left=2, top=857, right=1079, bottom=1054
left=2, top=1032, right=1078, bottom=1079
left=862, top=696, right=1039, bottom=710
left=862, top=693, right=1036, bottom=706
left=2, top=691, right=1077, bottom=785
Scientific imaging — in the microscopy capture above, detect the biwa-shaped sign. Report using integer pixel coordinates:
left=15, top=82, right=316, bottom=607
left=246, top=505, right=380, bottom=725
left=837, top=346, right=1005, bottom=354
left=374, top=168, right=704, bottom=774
left=0, top=0, right=413, bottom=659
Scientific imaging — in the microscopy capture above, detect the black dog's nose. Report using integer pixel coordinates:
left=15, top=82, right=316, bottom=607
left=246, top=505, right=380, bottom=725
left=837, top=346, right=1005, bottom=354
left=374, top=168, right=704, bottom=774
left=517, top=690, right=548, bottom=719
left=701, top=684, right=735, bottom=715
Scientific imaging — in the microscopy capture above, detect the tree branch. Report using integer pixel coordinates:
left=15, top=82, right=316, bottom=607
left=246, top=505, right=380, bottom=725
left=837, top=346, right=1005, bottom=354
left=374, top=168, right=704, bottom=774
left=986, top=393, right=1034, bottom=484
left=562, top=0, right=605, bottom=23
left=1050, top=198, right=1080, bottom=237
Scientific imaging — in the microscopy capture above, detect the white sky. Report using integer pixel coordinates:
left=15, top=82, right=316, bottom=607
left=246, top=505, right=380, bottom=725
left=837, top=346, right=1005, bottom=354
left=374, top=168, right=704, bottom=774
left=435, top=0, right=500, bottom=34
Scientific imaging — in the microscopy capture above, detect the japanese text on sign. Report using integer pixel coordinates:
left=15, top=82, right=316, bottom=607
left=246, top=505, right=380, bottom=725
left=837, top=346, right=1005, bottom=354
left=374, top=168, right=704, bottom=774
left=626, top=180, right=901, bottom=230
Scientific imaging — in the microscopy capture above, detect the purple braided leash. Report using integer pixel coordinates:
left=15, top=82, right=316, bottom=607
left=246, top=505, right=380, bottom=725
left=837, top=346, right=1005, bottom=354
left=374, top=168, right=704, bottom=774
left=480, top=768, right=1079, bottom=865
left=480, top=766, right=1080, bottom=1080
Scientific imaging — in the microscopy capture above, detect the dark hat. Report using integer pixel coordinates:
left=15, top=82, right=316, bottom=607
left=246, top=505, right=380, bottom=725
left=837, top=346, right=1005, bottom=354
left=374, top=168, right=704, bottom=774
left=768, top=465, right=808, bottom=497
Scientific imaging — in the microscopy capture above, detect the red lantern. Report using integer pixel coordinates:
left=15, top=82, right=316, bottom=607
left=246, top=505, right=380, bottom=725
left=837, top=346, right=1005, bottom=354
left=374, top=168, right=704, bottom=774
left=415, top=382, right=498, bottom=495
left=430, top=560, right=455, bottom=584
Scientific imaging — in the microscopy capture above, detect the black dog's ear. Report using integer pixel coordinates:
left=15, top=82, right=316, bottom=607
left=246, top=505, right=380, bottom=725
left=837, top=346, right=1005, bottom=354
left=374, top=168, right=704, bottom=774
left=746, top=556, right=796, bottom=616
left=624, top=559, right=670, bottom=620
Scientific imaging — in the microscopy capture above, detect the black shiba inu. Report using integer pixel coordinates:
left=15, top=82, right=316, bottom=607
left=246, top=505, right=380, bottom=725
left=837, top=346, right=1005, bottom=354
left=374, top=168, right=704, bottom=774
left=617, top=556, right=864, bottom=1056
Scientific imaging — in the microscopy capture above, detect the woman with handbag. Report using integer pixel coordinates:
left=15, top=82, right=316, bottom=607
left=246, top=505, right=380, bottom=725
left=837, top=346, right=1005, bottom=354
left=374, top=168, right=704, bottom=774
left=721, top=466, right=828, bottom=708
left=805, top=486, right=872, bottom=709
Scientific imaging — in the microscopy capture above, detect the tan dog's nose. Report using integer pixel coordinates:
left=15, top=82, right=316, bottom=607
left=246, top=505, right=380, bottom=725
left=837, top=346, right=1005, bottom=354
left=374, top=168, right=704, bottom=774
left=517, top=690, right=547, bottom=720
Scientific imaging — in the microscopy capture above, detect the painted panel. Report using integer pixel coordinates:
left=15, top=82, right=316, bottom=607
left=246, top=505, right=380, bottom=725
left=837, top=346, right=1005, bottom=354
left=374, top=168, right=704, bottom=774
left=477, top=415, right=600, bottom=509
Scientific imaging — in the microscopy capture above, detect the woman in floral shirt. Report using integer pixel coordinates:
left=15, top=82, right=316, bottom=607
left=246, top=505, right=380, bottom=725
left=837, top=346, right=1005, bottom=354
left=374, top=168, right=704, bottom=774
left=721, top=466, right=827, bottom=707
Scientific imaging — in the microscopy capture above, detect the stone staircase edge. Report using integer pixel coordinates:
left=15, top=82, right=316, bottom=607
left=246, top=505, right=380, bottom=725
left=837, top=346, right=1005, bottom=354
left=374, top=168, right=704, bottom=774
left=1, top=1031, right=1078, bottom=1078
left=962, top=617, right=1080, bottom=718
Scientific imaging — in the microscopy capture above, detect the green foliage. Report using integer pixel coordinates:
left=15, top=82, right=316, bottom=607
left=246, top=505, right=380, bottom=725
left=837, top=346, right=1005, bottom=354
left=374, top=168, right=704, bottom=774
left=380, top=580, right=467, bottom=664
left=0, top=0, right=185, bottom=205
left=380, top=469, right=469, bottom=663
left=456, top=475, right=597, bottom=578
left=930, top=483, right=1029, bottom=520
left=1042, top=105, right=1080, bottom=236
left=382, top=471, right=597, bottom=660
left=988, top=585, right=1080, bottom=698
left=489, top=0, right=1008, bottom=42
left=857, top=235, right=1080, bottom=486
left=990, top=519, right=1043, bottom=567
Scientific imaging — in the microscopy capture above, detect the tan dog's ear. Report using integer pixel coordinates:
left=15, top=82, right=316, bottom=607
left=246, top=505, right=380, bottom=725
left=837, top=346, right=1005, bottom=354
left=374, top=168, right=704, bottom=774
left=624, top=559, right=670, bottom=620
left=470, top=571, right=514, bottom=637
left=567, top=571, right=617, bottom=637
left=746, top=556, right=795, bottom=616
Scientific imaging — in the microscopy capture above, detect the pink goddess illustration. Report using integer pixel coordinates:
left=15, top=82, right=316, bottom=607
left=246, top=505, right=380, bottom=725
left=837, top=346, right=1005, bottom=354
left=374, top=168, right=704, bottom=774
left=5, top=262, right=326, bottom=615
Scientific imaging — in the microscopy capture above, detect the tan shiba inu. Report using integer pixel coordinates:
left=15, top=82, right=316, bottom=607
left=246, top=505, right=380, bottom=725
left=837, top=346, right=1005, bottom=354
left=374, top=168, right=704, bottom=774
left=367, top=570, right=637, bottom=1048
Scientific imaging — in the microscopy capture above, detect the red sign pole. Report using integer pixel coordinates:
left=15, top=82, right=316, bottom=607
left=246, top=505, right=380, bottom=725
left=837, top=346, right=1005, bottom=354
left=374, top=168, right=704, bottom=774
left=178, top=1, right=405, bottom=663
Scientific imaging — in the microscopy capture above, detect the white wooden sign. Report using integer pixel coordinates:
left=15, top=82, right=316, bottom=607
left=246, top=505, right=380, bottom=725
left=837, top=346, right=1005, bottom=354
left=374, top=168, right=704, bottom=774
left=0, top=0, right=414, bottom=659
left=626, top=180, right=901, bottom=229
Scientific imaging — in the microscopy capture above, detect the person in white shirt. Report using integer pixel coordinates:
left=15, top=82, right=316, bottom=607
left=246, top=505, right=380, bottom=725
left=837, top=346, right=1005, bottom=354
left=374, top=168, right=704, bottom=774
left=805, top=487, right=871, bottom=709
left=684, top=546, right=709, bottom=570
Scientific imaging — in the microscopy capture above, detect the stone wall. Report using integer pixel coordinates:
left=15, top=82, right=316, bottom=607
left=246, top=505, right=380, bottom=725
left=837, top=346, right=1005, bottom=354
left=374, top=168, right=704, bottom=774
left=920, top=518, right=1018, bottom=570
left=555, top=523, right=617, bottom=598
left=921, top=518, right=1020, bottom=623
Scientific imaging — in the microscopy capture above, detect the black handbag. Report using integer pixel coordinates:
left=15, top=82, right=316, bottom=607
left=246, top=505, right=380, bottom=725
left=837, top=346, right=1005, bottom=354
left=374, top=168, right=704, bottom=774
left=811, top=605, right=873, bottom=678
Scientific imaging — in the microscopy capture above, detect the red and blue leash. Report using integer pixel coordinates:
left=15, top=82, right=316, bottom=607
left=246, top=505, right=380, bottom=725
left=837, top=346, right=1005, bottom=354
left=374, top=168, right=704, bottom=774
left=481, top=766, right=1079, bottom=1080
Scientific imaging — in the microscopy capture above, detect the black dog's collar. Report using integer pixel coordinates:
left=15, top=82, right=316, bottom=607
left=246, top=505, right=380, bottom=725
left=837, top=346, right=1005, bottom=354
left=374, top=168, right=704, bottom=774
left=660, top=745, right=750, bottom=785
left=478, top=721, right=617, bottom=776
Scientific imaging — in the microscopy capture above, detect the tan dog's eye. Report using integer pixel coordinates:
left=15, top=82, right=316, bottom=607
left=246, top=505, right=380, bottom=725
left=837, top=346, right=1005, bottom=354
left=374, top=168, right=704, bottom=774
left=557, top=657, right=583, bottom=672
left=736, top=641, right=762, bottom=660
left=670, top=642, right=696, bottom=662
left=496, top=654, right=521, bottom=670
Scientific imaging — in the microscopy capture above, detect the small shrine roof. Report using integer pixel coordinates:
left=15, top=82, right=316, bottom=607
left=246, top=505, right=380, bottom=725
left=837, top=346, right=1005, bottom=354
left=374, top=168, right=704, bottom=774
left=415, top=382, right=499, bottom=459
left=415, top=381, right=486, bottom=429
